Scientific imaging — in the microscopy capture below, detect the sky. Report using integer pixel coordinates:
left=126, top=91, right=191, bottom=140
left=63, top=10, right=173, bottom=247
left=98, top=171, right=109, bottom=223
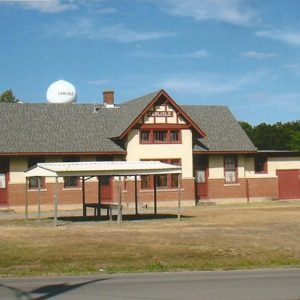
left=0, top=0, right=300, bottom=125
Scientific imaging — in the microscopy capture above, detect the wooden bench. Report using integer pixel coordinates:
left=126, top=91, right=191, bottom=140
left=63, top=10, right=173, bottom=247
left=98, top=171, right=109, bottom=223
left=83, top=203, right=121, bottom=221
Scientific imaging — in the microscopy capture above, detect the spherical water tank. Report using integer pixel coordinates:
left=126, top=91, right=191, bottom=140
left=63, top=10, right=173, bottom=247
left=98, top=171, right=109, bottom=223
left=46, top=80, right=77, bottom=103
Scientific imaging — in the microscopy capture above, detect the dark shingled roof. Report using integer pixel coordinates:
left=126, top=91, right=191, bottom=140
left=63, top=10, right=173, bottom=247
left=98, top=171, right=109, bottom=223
left=181, top=105, right=256, bottom=152
left=0, top=103, right=124, bottom=153
left=110, top=90, right=160, bottom=138
left=0, top=90, right=256, bottom=154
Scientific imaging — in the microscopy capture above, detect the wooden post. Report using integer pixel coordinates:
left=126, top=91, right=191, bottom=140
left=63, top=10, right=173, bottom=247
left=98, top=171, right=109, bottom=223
left=153, top=175, right=157, bottom=215
left=37, top=177, right=41, bottom=222
left=134, top=175, right=138, bottom=215
left=246, top=179, right=250, bottom=203
left=82, top=176, right=86, bottom=217
left=177, top=174, right=182, bottom=221
left=54, top=176, right=59, bottom=226
left=117, top=176, right=122, bottom=223
left=97, top=176, right=101, bottom=220
left=25, top=177, right=28, bottom=220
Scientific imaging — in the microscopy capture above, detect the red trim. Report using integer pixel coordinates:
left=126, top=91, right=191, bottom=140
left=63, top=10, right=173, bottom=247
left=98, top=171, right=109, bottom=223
left=0, top=151, right=127, bottom=157
left=140, top=129, right=182, bottom=144
left=140, top=124, right=190, bottom=129
left=119, top=89, right=206, bottom=139
left=194, top=151, right=257, bottom=154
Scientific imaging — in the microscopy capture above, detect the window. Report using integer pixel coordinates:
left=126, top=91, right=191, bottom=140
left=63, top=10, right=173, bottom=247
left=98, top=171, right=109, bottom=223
left=27, top=157, right=45, bottom=189
left=224, top=156, right=237, bottom=183
left=140, top=131, right=150, bottom=143
left=154, top=130, right=167, bottom=143
left=141, top=159, right=181, bottom=189
left=255, top=156, right=267, bottom=173
left=140, top=129, right=181, bottom=144
left=63, top=157, right=80, bottom=188
left=170, top=130, right=179, bottom=143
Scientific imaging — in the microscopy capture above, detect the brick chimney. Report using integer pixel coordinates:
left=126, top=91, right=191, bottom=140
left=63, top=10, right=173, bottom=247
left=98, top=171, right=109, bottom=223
left=103, top=90, right=114, bottom=107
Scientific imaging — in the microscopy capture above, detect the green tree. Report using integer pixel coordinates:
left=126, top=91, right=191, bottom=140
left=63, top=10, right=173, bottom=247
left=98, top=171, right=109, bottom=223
left=289, top=131, right=300, bottom=151
left=0, top=89, right=19, bottom=103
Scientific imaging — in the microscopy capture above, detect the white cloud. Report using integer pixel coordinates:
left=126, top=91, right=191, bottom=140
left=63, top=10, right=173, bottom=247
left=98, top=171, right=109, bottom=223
left=156, top=0, right=257, bottom=26
left=160, top=70, right=266, bottom=97
left=46, top=18, right=176, bottom=42
left=256, top=30, right=300, bottom=46
left=241, top=51, right=278, bottom=60
left=95, top=7, right=116, bottom=14
left=245, top=92, right=300, bottom=113
left=0, top=0, right=77, bottom=13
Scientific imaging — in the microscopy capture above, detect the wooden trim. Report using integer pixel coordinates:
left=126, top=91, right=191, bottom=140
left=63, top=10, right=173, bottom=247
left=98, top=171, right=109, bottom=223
left=193, top=151, right=257, bottom=154
left=140, top=124, right=190, bottom=129
left=119, top=89, right=206, bottom=139
left=140, top=129, right=182, bottom=144
left=0, top=151, right=127, bottom=157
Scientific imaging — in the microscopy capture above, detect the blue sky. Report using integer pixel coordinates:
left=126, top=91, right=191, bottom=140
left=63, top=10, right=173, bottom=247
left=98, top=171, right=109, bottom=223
left=0, top=0, right=300, bottom=124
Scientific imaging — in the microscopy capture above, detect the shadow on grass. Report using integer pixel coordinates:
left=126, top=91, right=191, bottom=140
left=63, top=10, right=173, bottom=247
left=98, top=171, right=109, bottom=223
left=0, top=278, right=109, bottom=300
left=57, top=213, right=192, bottom=223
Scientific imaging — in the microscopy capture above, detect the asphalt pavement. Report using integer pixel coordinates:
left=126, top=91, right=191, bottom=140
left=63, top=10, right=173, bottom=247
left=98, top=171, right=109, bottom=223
left=1, top=268, right=300, bottom=300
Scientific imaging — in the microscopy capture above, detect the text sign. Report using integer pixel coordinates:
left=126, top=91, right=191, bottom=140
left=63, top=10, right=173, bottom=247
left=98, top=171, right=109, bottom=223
left=0, top=174, right=5, bottom=188
left=147, top=111, right=173, bottom=118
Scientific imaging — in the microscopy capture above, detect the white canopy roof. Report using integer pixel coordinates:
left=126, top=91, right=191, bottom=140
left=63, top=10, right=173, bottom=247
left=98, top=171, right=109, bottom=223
left=25, top=161, right=182, bottom=177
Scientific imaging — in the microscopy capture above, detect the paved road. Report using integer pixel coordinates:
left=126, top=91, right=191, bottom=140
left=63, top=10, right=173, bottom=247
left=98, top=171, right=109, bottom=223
left=1, top=268, right=300, bottom=300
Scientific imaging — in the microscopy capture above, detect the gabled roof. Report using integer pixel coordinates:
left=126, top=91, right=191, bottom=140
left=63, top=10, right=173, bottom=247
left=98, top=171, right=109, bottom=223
left=181, top=105, right=256, bottom=152
left=111, top=89, right=206, bottom=139
left=0, top=90, right=256, bottom=154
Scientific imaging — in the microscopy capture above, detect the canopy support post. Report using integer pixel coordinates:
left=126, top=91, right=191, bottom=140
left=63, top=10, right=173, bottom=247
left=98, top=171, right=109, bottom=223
left=177, top=174, right=182, bottom=221
left=54, top=176, right=59, bottom=226
left=97, top=176, right=101, bottom=220
left=153, top=175, right=157, bottom=215
left=82, top=176, right=86, bottom=217
left=117, top=176, right=122, bottom=223
left=134, top=175, right=138, bottom=215
left=25, top=178, right=28, bottom=220
left=37, top=177, right=41, bottom=222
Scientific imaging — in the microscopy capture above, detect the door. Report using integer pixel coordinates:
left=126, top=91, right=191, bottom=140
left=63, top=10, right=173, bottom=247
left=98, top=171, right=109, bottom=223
left=0, top=159, right=9, bottom=205
left=277, top=170, right=300, bottom=199
left=100, top=176, right=112, bottom=203
left=195, top=156, right=209, bottom=199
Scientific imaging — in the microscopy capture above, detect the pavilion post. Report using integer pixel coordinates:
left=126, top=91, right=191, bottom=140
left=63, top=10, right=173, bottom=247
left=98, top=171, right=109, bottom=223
left=25, top=177, right=28, bottom=220
left=54, top=176, right=59, bottom=226
left=37, top=177, right=41, bottom=222
left=82, top=176, right=86, bottom=217
left=134, top=175, right=138, bottom=215
left=177, top=173, right=182, bottom=221
left=153, top=175, right=157, bottom=215
left=97, top=176, right=101, bottom=219
left=117, top=176, right=122, bottom=223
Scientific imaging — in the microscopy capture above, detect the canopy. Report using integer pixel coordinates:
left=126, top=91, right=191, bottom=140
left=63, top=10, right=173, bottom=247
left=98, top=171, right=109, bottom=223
left=25, top=161, right=182, bottom=177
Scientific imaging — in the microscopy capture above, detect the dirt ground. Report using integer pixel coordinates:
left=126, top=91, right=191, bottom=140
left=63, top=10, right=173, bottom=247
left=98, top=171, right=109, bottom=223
left=0, top=201, right=300, bottom=277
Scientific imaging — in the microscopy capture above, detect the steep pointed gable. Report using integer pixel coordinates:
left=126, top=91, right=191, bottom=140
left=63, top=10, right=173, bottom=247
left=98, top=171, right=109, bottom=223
left=112, top=89, right=206, bottom=139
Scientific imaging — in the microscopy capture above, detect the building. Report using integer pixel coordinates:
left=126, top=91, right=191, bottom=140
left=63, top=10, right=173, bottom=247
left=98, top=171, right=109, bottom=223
left=0, top=89, right=300, bottom=208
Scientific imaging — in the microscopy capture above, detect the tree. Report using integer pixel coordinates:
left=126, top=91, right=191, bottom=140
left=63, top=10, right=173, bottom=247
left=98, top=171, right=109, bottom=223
left=0, top=89, right=19, bottom=103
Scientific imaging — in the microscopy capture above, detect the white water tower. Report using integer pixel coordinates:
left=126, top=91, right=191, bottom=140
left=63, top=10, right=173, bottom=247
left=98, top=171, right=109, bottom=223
left=46, top=80, right=77, bottom=103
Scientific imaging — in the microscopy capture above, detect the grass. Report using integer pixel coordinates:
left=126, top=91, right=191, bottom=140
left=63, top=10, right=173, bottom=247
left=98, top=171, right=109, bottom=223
left=1, top=201, right=300, bottom=277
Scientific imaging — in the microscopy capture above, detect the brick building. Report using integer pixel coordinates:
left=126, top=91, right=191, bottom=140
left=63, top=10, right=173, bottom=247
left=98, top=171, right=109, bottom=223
left=0, top=89, right=300, bottom=208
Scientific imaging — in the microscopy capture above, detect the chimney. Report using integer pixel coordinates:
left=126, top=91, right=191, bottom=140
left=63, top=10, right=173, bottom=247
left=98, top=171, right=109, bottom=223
left=103, top=90, right=114, bottom=107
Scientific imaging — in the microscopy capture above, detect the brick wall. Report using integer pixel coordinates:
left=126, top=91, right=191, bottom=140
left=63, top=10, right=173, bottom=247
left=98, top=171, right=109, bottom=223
left=8, top=178, right=196, bottom=206
left=207, top=178, right=278, bottom=199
